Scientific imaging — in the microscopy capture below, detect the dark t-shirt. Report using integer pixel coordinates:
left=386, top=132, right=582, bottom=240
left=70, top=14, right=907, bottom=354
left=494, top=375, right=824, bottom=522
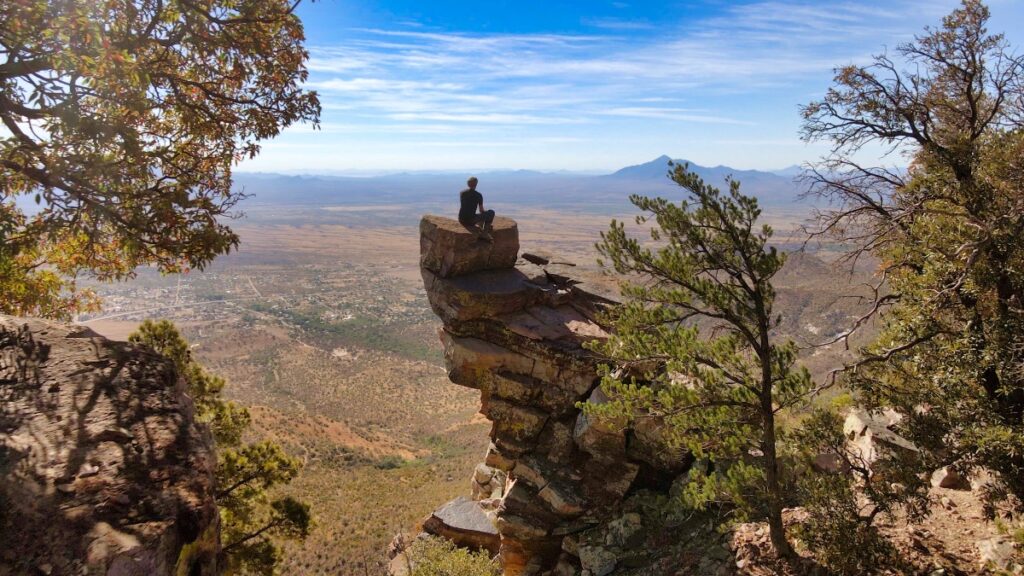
left=459, top=189, right=483, bottom=224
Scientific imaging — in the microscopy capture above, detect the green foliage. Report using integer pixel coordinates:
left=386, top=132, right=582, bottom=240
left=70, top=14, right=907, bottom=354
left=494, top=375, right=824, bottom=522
left=802, top=0, right=1024, bottom=511
left=588, top=163, right=813, bottom=558
left=793, top=471, right=897, bottom=575
left=129, top=320, right=311, bottom=575
left=129, top=319, right=251, bottom=445
left=404, top=536, right=500, bottom=576
left=0, top=204, right=99, bottom=319
left=1, top=0, right=320, bottom=317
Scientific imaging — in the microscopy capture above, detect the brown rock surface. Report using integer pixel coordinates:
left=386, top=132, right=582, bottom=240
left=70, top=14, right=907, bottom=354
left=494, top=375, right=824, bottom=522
left=420, top=215, right=519, bottom=278
left=0, top=316, right=218, bottom=576
left=420, top=215, right=687, bottom=575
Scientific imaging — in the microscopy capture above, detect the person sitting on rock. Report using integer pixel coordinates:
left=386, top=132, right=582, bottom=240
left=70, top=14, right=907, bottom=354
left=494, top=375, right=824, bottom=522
left=458, top=176, right=495, bottom=240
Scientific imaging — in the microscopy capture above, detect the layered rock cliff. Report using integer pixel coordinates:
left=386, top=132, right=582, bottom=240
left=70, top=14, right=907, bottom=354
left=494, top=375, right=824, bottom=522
left=0, top=316, right=219, bottom=576
left=417, top=215, right=1023, bottom=576
left=419, top=216, right=687, bottom=575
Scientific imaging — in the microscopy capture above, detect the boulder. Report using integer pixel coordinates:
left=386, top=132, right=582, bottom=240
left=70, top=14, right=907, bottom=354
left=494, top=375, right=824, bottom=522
left=931, top=466, right=971, bottom=490
left=0, top=316, right=218, bottom=576
left=578, top=545, right=617, bottom=576
left=420, top=215, right=519, bottom=278
left=976, top=536, right=1018, bottom=572
left=422, top=496, right=500, bottom=555
left=474, top=463, right=496, bottom=485
left=843, top=408, right=918, bottom=468
left=574, top=387, right=626, bottom=458
left=628, top=414, right=689, bottom=472
left=471, top=464, right=507, bottom=501
left=604, top=513, right=642, bottom=547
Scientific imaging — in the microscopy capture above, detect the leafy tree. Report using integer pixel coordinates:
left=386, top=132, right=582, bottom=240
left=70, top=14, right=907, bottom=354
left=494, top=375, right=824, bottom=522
left=801, top=0, right=1024, bottom=506
left=1, top=0, right=320, bottom=318
left=588, top=163, right=812, bottom=558
left=130, top=320, right=311, bottom=574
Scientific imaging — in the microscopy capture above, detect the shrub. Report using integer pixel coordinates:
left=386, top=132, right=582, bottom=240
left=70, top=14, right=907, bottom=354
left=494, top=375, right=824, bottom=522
left=404, top=536, right=500, bottom=576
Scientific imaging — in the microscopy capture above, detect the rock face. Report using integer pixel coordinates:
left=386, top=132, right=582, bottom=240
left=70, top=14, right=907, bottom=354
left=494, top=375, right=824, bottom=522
left=0, top=316, right=219, bottom=576
left=421, top=215, right=519, bottom=278
left=420, top=216, right=686, bottom=575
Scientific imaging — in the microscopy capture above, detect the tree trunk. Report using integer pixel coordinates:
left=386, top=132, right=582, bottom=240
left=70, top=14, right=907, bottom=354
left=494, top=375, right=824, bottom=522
left=762, top=391, right=795, bottom=559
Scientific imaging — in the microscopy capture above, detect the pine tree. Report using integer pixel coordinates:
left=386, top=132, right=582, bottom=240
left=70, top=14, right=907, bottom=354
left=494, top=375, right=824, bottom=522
left=588, top=163, right=812, bottom=558
left=130, top=320, right=311, bottom=574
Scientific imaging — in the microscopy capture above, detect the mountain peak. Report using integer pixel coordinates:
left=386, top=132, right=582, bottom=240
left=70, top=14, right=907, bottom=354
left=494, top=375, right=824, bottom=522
left=610, top=155, right=678, bottom=178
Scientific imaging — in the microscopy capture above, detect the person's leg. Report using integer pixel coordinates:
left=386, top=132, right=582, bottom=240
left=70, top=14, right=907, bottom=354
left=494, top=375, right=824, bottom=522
left=473, top=211, right=494, bottom=241
left=479, top=210, right=495, bottom=233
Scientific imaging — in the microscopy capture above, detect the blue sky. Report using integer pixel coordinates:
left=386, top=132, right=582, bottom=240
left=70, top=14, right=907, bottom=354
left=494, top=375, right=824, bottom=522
left=240, top=0, right=1024, bottom=174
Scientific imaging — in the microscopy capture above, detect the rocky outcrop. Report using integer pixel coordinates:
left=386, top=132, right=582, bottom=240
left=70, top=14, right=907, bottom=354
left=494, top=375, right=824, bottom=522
left=421, top=215, right=520, bottom=278
left=0, top=316, right=219, bottom=576
left=843, top=408, right=918, bottom=469
left=417, top=216, right=1024, bottom=576
left=420, top=216, right=686, bottom=575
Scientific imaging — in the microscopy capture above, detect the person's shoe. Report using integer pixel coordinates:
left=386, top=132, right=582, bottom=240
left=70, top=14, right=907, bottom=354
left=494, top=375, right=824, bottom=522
left=478, top=231, right=494, bottom=243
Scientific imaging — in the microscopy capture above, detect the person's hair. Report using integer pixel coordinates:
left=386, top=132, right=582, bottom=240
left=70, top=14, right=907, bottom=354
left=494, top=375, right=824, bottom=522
left=467, top=176, right=478, bottom=186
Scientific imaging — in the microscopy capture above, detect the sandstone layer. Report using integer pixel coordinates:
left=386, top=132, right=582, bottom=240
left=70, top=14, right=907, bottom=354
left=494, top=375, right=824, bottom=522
left=0, top=316, right=219, bottom=576
left=420, top=216, right=686, bottom=575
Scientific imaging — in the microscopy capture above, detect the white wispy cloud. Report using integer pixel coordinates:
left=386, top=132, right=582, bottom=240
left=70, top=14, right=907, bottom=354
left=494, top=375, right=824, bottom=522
left=600, top=107, right=752, bottom=124
left=305, top=0, right=937, bottom=131
left=245, top=0, right=969, bottom=171
left=581, top=17, right=655, bottom=30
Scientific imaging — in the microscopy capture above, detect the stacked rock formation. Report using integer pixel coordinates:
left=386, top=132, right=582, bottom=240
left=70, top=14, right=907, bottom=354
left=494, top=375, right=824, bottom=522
left=420, top=215, right=688, bottom=575
left=0, top=316, right=219, bottom=576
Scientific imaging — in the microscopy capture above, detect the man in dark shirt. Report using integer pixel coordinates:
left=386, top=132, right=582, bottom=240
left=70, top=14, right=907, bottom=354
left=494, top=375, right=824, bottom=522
left=458, top=176, right=495, bottom=238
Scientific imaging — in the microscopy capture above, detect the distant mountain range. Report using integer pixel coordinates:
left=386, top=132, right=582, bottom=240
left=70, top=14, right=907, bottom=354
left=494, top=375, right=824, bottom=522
left=233, top=156, right=809, bottom=211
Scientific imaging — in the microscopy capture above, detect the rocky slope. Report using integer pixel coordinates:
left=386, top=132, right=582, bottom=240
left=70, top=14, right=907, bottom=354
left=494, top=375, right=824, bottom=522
left=410, top=215, right=1022, bottom=576
left=0, top=316, right=219, bottom=576
left=415, top=216, right=687, bottom=575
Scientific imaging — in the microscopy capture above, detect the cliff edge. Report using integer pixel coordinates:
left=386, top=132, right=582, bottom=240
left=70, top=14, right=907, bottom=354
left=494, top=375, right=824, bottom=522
left=418, top=215, right=686, bottom=576
left=0, top=316, right=219, bottom=576
left=415, top=215, right=1022, bottom=576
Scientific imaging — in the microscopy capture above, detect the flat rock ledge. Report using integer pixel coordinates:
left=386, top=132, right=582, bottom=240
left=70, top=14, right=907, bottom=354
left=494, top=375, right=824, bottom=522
left=0, top=316, right=219, bottom=576
left=420, top=215, right=519, bottom=278
left=422, top=496, right=500, bottom=555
